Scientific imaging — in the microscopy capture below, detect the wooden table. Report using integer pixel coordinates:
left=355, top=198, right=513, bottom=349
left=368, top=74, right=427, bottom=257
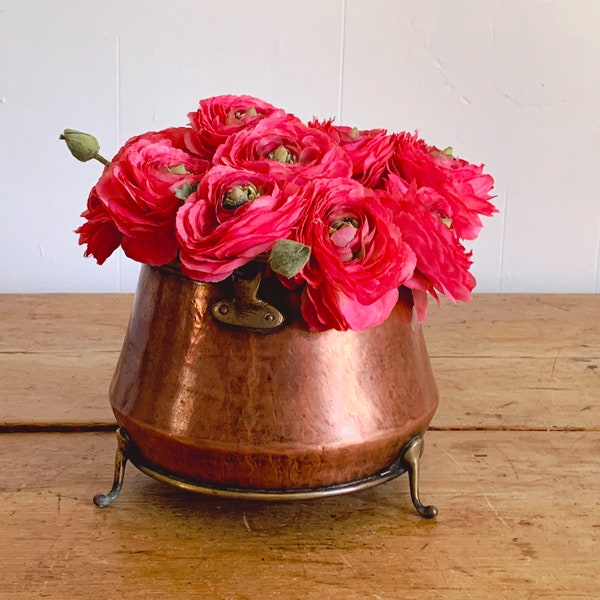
left=1, top=294, right=598, bottom=598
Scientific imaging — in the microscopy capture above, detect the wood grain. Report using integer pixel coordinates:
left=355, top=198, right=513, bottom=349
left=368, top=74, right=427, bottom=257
left=431, top=355, right=600, bottom=430
left=424, top=295, right=600, bottom=360
left=0, top=294, right=130, bottom=354
left=1, top=294, right=598, bottom=429
left=3, top=293, right=598, bottom=356
left=1, top=293, right=599, bottom=598
left=1, top=430, right=598, bottom=599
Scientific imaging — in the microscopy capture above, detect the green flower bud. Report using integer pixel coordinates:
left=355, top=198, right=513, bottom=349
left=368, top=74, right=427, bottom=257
left=175, top=182, right=199, bottom=201
left=268, top=145, right=296, bottom=164
left=60, top=129, right=106, bottom=164
left=222, top=184, right=259, bottom=209
left=168, top=163, right=190, bottom=175
left=234, top=106, right=258, bottom=119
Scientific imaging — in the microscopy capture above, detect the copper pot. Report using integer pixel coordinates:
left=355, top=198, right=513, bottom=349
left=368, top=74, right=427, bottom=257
left=109, top=264, right=439, bottom=492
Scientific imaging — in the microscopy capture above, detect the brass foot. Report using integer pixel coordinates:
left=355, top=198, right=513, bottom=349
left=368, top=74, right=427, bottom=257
left=401, top=436, right=438, bottom=519
left=93, top=428, right=129, bottom=508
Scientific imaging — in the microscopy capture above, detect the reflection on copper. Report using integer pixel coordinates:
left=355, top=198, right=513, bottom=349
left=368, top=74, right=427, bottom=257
left=167, top=297, right=205, bottom=436
left=109, top=265, right=439, bottom=490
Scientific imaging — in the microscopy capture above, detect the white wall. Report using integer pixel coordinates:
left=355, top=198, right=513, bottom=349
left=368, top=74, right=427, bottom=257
left=1, top=0, right=599, bottom=293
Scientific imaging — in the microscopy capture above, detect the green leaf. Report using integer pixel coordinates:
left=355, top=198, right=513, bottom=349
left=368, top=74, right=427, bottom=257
left=268, top=239, right=311, bottom=278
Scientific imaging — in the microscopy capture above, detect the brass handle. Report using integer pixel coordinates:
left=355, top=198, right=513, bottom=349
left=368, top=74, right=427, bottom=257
left=211, top=270, right=285, bottom=332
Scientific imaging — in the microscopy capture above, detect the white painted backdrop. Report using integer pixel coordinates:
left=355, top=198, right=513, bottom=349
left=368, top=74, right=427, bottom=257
left=1, top=0, right=599, bottom=293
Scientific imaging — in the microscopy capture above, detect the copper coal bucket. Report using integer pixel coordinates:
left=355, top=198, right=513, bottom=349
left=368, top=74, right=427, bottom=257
left=95, top=263, right=439, bottom=517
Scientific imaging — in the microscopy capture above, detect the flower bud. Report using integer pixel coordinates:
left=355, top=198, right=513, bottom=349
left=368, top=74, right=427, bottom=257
left=268, top=145, right=296, bottom=164
left=167, top=163, right=190, bottom=175
left=222, top=184, right=259, bottom=209
left=234, top=106, right=258, bottom=119
left=60, top=129, right=101, bottom=162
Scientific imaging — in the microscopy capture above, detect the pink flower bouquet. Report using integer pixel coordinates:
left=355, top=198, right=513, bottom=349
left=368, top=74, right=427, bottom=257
left=62, top=94, right=495, bottom=332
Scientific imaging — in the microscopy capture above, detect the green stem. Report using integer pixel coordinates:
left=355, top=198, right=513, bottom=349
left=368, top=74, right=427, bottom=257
left=94, top=153, right=110, bottom=166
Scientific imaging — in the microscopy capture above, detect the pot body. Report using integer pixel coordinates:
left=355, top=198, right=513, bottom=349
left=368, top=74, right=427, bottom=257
left=109, top=265, right=439, bottom=490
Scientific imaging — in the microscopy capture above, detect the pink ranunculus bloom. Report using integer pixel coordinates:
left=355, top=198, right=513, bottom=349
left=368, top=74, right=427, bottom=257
left=213, top=112, right=352, bottom=187
left=185, top=94, right=279, bottom=159
left=75, top=187, right=122, bottom=265
left=95, top=128, right=209, bottom=266
left=309, top=119, right=395, bottom=188
left=389, top=132, right=496, bottom=240
left=288, top=177, right=416, bottom=332
left=176, top=166, right=302, bottom=282
left=381, top=175, right=476, bottom=321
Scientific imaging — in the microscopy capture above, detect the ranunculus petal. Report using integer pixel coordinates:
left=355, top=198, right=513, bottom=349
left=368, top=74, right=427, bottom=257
left=289, top=177, right=416, bottom=331
left=121, top=232, right=179, bottom=267
left=75, top=187, right=122, bottom=265
left=93, top=128, right=208, bottom=266
left=336, top=288, right=399, bottom=331
left=380, top=178, right=476, bottom=315
left=309, top=119, right=395, bottom=187
left=389, top=132, right=496, bottom=240
left=213, top=112, right=352, bottom=186
left=176, top=166, right=303, bottom=282
left=186, top=94, right=279, bottom=159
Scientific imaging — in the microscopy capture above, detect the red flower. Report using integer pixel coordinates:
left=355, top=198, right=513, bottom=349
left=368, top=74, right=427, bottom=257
left=95, top=128, right=208, bottom=266
left=186, top=94, right=278, bottom=159
left=176, top=166, right=302, bottom=282
left=68, top=95, right=496, bottom=330
left=390, top=132, right=496, bottom=239
left=289, top=178, right=416, bottom=331
left=381, top=175, right=476, bottom=320
left=310, top=119, right=395, bottom=188
left=75, top=187, right=122, bottom=265
left=213, top=112, right=352, bottom=186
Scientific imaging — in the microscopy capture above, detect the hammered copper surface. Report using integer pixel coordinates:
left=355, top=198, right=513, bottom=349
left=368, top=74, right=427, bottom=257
left=109, top=265, right=439, bottom=490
